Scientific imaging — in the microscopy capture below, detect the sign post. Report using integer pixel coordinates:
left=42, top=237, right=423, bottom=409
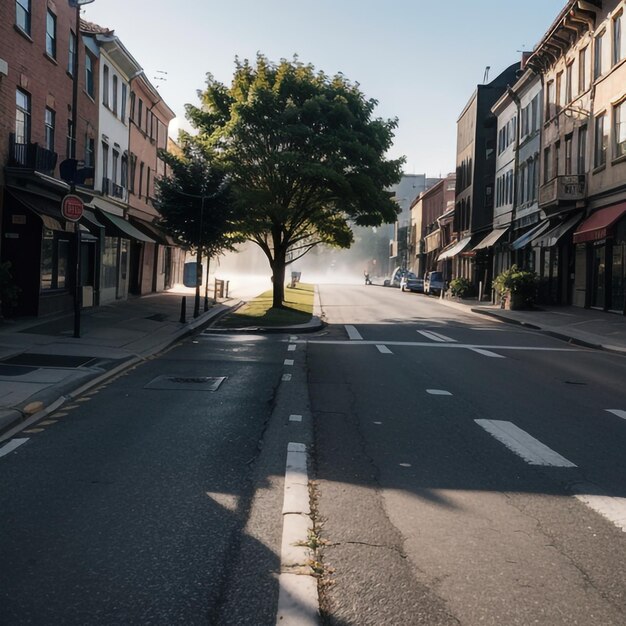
left=62, top=194, right=84, bottom=338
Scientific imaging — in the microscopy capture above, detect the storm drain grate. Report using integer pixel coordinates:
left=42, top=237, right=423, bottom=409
left=144, top=375, right=226, bottom=391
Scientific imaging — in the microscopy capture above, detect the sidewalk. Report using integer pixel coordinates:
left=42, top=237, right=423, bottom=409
left=437, top=296, right=626, bottom=355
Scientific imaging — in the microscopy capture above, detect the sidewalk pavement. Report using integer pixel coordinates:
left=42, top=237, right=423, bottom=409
left=437, top=296, right=626, bottom=355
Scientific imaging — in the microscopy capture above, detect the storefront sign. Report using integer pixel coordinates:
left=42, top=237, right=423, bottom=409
left=11, top=215, right=26, bottom=225
left=61, top=194, right=84, bottom=222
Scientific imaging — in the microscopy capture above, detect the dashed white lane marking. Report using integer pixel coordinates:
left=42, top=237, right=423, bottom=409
left=574, top=490, right=626, bottom=533
left=469, top=348, right=505, bottom=358
left=475, top=419, right=577, bottom=467
left=289, top=414, right=303, bottom=422
left=282, top=373, right=292, bottom=381
left=606, top=409, right=626, bottom=420
left=426, top=389, right=452, bottom=396
left=373, top=421, right=382, bottom=425
left=288, top=344, right=297, bottom=351
left=0, top=438, right=29, bottom=459
left=289, top=336, right=298, bottom=342
left=276, top=442, right=318, bottom=624
left=345, top=325, right=363, bottom=340
left=376, top=344, right=393, bottom=354
left=399, top=462, right=412, bottom=467
left=284, top=359, right=294, bottom=366
left=417, top=330, right=456, bottom=342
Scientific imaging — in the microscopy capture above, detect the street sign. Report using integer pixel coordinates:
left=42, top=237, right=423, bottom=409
left=61, top=194, right=84, bottom=222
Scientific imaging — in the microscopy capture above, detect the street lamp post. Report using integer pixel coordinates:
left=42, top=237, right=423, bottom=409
left=194, top=196, right=205, bottom=318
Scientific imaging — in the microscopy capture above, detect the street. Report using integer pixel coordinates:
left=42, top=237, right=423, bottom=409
left=0, top=283, right=625, bottom=624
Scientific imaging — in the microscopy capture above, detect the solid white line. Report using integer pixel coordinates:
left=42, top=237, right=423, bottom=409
left=0, top=438, right=29, bottom=459
left=475, top=419, right=577, bottom=467
left=284, top=359, right=294, bottom=366
left=289, top=414, right=303, bottom=422
left=302, top=339, right=579, bottom=352
left=345, top=325, right=363, bottom=340
left=288, top=344, right=297, bottom=351
left=606, top=409, right=626, bottom=420
left=376, top=344, right=393, bottom=354
left=282, top=373, right=292, bottom=381
left=470, top=348, right=505, bottom=358
left=574, top=490, right=626, bottom=533
left=426, top=389, right=452, bottom=396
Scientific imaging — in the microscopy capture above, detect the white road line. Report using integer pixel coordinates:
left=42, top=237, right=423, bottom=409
left=417, top=330, right=449, bottom=342
left=428, top=330, right=457, bottom=342
left=289, top=414, right=303, bottom=422
left=0, top=438, right=29, bottom=459
left=288, top=344, right=297, bottom=351
left=289, top=336, right=298, bottom=342
left=606, top=409, right=626, bottom=420
left=376, top=345, right=393, bottom=354
left=345, top=325, right=363, bottom=340
left=475, top=419, right=576, bottom=467
left=276, top=442, right=318, bottom=624
left=469, top=348, right=505, bottom=358
left=574, top=489, right=626, bottom=533
left=470, top=327, right=510, bottom=331
left=284, top=359, right=294, bottom=366
left=426, top=389, right=452, bottom=396
left=282, top=373, right=292, bottom=381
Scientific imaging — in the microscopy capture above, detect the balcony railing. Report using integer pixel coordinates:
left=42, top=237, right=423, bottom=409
left=8, top=133, right=58, bottom=175
left=102, top=177, right=125, bottom=200
left=538, top=175, right=586, bottom=208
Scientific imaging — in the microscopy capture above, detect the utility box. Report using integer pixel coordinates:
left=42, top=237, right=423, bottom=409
left=183, top=262, right=201, bottom=288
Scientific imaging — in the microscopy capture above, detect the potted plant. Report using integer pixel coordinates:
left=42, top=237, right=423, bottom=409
left=493, top=265, right=539, bottom=310
left=449, top=276, right=473, bottom=299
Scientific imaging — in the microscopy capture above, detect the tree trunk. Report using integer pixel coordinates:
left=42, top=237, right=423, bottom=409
left=272, top=258, right=286, bottom=308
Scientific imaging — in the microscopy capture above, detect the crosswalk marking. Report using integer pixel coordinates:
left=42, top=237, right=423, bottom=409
left=475, top=419, right=576, bottom=467
left=606, top=409, right=626, bottom=420
left=376, top=345, right=392, bottom=354
left=0, top=438, right=29, bottom=459
left=417, top=330, right=456, bottom=342
left=469, top=348, right=505, bottom=358
left=345, top=325, right=363, bottom=340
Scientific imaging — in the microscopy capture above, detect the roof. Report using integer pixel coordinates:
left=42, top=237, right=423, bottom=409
left=80, top=19, right=113, bottom=36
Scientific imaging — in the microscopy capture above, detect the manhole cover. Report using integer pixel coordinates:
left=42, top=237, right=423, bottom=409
left=1, top=353, right=96, bottom=368
left=144, top=375, right=226, bottom=391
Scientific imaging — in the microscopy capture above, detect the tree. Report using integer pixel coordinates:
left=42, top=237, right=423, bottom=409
left=185, top=54, right=404, bottom=308
left=154, top=143, right=242, bottom=286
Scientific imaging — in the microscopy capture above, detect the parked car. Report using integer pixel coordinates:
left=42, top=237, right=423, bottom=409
left=424, top=271, right=445, bottom=296
left=400, top=272, right=424, bottom=293
left=384, top=267, right=407, bottom=288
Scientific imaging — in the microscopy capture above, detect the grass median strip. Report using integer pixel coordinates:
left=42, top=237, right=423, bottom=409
left=218, top=283, right=314, bottom=328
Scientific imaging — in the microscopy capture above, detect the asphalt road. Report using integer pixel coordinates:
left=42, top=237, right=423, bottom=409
left=0, top=331, right=297, bottom=625
left=310, top=283, right=626, bottom=625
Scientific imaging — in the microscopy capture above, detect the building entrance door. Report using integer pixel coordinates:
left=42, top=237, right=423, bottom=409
left=590, top=244, right=606, bottom=309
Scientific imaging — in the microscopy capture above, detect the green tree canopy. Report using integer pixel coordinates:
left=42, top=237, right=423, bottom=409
left=186, top=54, right=404, bottom=307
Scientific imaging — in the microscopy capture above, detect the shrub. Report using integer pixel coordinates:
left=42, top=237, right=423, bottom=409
left=493, top=265, right=538, bottom=305
left=449, top=277, right=473, bottom=298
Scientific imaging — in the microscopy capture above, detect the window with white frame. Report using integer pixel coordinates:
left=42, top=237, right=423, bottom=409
left=579, top=46, right=587, bottom=93
left=46, top=10, right=56, bottom=59
left=613, top=10, right=624, bottom=66
left=44, top=107, right=55, bottom=152
left=85, top=52, right=94, bottom=98
left=15, top=89, right=30, bottom=144
left=594, top=112, right=607, bottom=168
left=594, top=31, right=604, bottom=79
left=614, top=100, right=626, bottom=159
left=103, top=65, right=109, bottom=107
left=578, top=125, right=588, bottom=173
left=15, top=0, right=31, bottom=35
left=565, top=63, right=573, bottom=103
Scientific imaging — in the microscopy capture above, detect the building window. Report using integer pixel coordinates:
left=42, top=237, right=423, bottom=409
left=579, top=46, right=587, bottom=93
left=138, top=99, right=143, bottom=128
left=555, top=71, right=563, bottom=112
left=103, top=65, right=109, bottom=107
left=565, top=63, right=573, bottom=103
left=614, top=100, right=626, bottom=159
left=102, top=237, right=119, bottom=289
left=84, top=135, right=94, bottom=166
left=121, top=84, right=127, bottom=123
left=15, top=89, right=31, bottom=144
left=139, top=162, right=144, bottom=198
left=85, top=52, right=94, bottom=98
left=66, top=119, right=73, bottom=159
left=15, top=0, right=31, bottom=35
left=613, top=10, right=624, bottom=66
left=554, top=140, right=561, bottom=178
left=146, top=166, right=151, bottom=198
left=112, top=75, right=118, bottom=116
left=44, top=108, right=55, bottom=152
left=129, top=154, right=137, bottom=193
left=41, top=229, right=70, bottom=291
left=546, top=80, right=555, bottom=120
left=565, top=134, right=573, bottom=175
left=578, top=125, right=588, bottom=173
left=544, top=145, right=552, bottom=182
left=594, top=31, right=604, bottom=79
left=130, top=92, right=136, bottom=120
left=594, top=113, right=607, bottom=168
left=46, top=10, right=56, bottom=59
left=121, top=153, right=128, bottom=188
left=68, top=30, right=76, bottom=75
left=112, top=149, right=119, bottom=185
left=102, top=142, right=109, bottom=180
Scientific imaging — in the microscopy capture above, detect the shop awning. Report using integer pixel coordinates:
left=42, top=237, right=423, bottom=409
left=7, top=188, right=64, bottom=231
left=129, top=217, right=177, bottom=246
left=572, top=203, right=626, bottom=244
left=510, top=220, right=551, bottom=250
left=424, top=229, right=441, bottom=253
left=473, top=227, right=508, bottom=251
left=80, top=208, right=105, bottom=234
left=437, top=235, right=472, bottom=261
left=96, top=210, right=156, bottom=243
left=532, top=213, right=582, bottom=248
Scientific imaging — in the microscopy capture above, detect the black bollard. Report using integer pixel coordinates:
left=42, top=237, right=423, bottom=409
left=180, top=296, right=187, bottom=323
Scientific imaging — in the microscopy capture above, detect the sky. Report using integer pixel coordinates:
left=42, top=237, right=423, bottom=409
left=83, top=0, right=565, bottom=178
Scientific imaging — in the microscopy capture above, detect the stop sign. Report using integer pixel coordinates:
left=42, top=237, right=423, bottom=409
left=61, top=194, right=84, bottom=222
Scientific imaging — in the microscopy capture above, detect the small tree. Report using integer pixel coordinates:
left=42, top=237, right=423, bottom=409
left=185, top=54, right=404, bottom=308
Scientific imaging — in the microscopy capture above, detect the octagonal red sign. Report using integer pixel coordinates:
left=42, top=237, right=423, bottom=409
left=61, top=194, right=84, bottom=222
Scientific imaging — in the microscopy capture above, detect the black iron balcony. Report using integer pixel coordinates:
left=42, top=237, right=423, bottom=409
left=8, top=133, right=58, bottom=175
left=538, top=175, right=586, bottom=208
left=102, top=177, right=125, bottom=199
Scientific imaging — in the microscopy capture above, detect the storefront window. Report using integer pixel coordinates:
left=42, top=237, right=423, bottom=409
left=102, top=236, right=119, bottom=289
left=591, top=244, right=606, bottom=308
left=40, top=228, right=69, bottom=291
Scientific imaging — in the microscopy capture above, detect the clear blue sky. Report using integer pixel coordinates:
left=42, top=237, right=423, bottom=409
left=84, top=0, right=564, bottom=177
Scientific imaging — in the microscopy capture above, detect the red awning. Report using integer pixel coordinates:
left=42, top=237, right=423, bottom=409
left=573, top=203, right=626, bottom=244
